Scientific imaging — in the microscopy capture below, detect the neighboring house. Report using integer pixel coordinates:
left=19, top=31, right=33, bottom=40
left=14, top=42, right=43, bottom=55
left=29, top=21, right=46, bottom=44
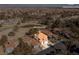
left=11, top=35, right=41, bottom=54
left=34, top=30, right=49, bottom=49
left=23, top=35, right=41, bottom=54
left=0, top=34, right=42, bottom=55
left=4, top=39, right=19, bottom=54
left=23, top=35, right=40, bottom=49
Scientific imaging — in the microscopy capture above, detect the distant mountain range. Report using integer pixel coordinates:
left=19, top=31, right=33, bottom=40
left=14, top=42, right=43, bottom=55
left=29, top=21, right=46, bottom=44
left=0, top=4, right=79, bottom=8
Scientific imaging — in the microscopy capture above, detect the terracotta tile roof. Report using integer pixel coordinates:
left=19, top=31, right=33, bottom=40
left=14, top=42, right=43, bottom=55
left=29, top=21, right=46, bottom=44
left=37, top=32, right=48, bottom=42
left=41, top=29, right=53, bottom=36
left=4, top=39, right=19, bottom=49
left=34, top=31, right=49, bottom=49
left=23, top=35, right=39, bottom=46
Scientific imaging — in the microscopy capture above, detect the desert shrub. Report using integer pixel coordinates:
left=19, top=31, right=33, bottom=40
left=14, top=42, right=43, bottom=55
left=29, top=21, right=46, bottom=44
left=73, top=19, right=79, bottom=27
left=29, top=28, right=39, bottom=35
left=25, top=32, right=29, bottom=35
left=0, top=24, right=2, bottom=27
left=16, top=22, right=20, bottom=25
left=0, top=35, right=7, bottom=45
left=8, top=31, right=15, bottom=36
left=51, top=19, right=61, bottom=28
left=13, top=25, right=19, bottom=32
left=40, top=20, right=49, bottom=25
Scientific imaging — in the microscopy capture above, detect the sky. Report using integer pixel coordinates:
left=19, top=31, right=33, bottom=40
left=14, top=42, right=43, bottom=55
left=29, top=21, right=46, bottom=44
left=0, top=4, right=79, bottom=8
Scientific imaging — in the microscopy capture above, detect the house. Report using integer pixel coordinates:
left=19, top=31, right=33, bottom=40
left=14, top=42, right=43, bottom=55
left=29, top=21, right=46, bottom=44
left=23, top=35, right=40, bottom=49
left=23, top=35, right=42, bottom=54
left=4, top=39, right=19, bottom=54
left=11, top=35, right=41, bottom=54
left=34, top=30, right=49, bottom=49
